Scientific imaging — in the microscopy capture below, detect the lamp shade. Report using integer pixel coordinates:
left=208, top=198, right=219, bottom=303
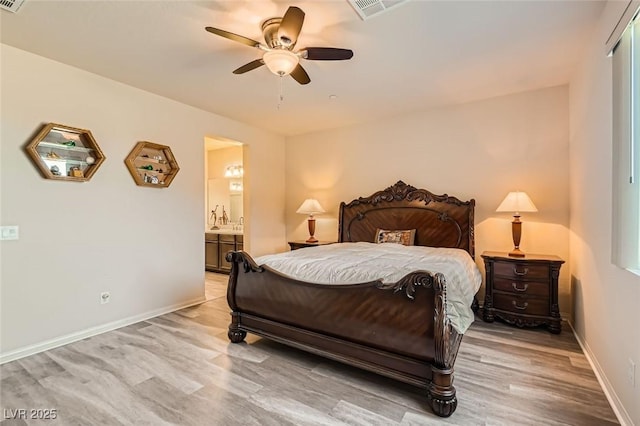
left=296, top=199, right=325, bottom=215
left=496, top=191, right=538, bottom=214
left=263, top=50, right=299, bottom=76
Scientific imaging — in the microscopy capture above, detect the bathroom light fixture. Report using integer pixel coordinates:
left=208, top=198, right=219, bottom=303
left=296, top=198, right=325, bottom=243
left=224, top=165, right=244, bottom=178
left=262, top=49, right=300, bottom=76
left=496, top=191, right=538, bottom=257
left=229, top=181, right=243, bottom=192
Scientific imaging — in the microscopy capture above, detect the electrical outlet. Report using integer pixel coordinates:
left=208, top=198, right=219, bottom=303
left=100, top=292, right=111, bottom=304
left=627, top=358, right=636, bottom=387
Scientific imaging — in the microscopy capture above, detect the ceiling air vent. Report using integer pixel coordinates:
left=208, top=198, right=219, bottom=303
left=0, top=0, right=25, bottom=13
left=347, top=0, right=408, bottom=20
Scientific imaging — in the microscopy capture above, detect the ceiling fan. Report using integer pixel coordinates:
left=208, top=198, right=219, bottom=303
left=205, top=6, right=354, bottom=85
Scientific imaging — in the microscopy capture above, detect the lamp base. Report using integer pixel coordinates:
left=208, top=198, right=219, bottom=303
left=508, top=248, right=526, bottom=258
left=306, top=217, right=317, bottom=244
left=509, top=216, right=525, bottom=257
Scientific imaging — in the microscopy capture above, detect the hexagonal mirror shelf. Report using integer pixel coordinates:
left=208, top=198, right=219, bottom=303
left=25, top=123, right=106, bottom=182
left=124, top=141, right=179, bottom=188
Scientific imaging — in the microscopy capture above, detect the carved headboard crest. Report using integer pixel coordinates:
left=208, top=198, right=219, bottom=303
left=344, top=181, right=470, bottom=208
left=338, top=181, right=475, bottom=257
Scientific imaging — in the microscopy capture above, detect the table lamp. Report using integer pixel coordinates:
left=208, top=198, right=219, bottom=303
left=496, top=191, right=538, bottom=257
left=296, top=198, right=325, bottom=243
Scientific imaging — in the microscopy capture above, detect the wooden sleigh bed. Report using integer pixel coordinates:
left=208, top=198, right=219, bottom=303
left=225, top=181, right=477, bottom=417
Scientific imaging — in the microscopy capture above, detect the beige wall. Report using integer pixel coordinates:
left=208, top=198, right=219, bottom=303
left=569, top=1, right=640, bottom=424
left=0, top=45, right=285, bottom=358
left=286, top=86, right=571, bottom=314
left=207, top=146, right=243, bottom=180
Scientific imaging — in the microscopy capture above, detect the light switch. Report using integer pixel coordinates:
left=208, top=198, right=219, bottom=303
left=0, top=226, right=19, bottom=240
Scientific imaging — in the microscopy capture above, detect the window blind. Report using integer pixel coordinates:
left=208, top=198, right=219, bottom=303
left=612, top=16, right=640, bottom=271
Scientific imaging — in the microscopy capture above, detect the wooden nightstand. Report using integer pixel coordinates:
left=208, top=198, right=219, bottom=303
left=481, top=251, right=564, bottom=334
left=288, top=241, right=335, bottom=250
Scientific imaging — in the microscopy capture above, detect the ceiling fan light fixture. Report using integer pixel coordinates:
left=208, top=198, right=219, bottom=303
left=263, top=50, right=299, bottom=76
left=205, top=6, right=353, bottom=85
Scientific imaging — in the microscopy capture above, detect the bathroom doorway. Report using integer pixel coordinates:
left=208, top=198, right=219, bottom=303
left=204, top=136, right=244, bottom=301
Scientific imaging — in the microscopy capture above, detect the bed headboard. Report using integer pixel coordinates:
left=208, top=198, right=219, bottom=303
left=338, top=181, right=475, bottom=257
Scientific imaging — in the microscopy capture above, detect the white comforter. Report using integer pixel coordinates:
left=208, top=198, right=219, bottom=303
left=255, top=242, right=482, bottom=334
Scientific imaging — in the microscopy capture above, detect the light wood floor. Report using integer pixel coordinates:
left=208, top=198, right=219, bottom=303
left=205, top=271, right=228, bottom=301
left=1, top=272, right=618, bottom=425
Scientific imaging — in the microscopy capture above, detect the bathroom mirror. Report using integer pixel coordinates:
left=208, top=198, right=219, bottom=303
left=229, top=193, right=242, bottom=223
left=207, top=178, right=243, bottom=228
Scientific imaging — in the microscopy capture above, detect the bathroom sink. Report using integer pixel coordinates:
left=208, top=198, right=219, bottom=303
left=206, top=228, right=242, bottom=235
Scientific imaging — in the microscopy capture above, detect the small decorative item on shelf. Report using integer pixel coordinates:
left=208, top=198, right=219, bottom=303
left=124, top=141, right=179, bottom=188
left=69, top=167, right=84, bottom=178
left=25, top=122, right=106, bottom=182
left=143, top=173, right=159, bottom=184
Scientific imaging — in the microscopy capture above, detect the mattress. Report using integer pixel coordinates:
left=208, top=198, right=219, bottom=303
left=256, top=242, right=482, bottom=333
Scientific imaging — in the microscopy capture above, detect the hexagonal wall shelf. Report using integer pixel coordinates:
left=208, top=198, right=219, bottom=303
left=25, top=123, right=106, bottom=182
left=124, top=141, right=179, bottom=188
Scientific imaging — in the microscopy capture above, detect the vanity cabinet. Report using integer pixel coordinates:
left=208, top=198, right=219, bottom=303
left=205, top=233, right=220, bottom=271
left=218, top=234, right=236, bottom=273
left=205, top=233, right=243, bottom=274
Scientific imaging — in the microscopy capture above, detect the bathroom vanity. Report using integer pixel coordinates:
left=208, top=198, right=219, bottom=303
left=205, top=230, right=243, bottom=274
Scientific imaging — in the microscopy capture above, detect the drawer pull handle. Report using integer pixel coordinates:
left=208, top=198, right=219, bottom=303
left=512, top=282, right=529, bottom=292
left=512, top=300, right=529, bottom=310
left=513, top=266, right=529, bottom=276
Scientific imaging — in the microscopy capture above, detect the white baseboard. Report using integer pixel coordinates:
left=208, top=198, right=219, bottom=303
left=0, top=296, right=207, bottom=365
left=568, top=321, right=633, bottom=426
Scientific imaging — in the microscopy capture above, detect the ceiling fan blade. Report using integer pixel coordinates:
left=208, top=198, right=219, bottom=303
left=290, top=64, right=310, bottom=85
left=233, top=59, right=265, bottom=74
left=302, top=47, right=354, bottom=61
left=205, top=27, right=261, bottom=48
left=278, top=6, right=305, bottom=47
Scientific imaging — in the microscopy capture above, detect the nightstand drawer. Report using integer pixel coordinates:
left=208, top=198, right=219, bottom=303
left=493, top=294, right=549, bottom=316
left=494, top=261, right=549, bottom=280
left=493, top=278, right=549, bottom=297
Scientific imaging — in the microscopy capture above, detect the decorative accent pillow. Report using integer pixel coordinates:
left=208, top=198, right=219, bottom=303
left=375, top=229, right=416, bottom=246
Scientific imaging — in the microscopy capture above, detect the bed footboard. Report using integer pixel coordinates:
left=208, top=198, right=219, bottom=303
left=225, top=251, right=463, bottom=417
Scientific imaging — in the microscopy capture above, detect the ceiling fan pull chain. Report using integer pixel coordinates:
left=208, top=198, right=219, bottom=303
left=277, top=75, right=285, bottom=110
